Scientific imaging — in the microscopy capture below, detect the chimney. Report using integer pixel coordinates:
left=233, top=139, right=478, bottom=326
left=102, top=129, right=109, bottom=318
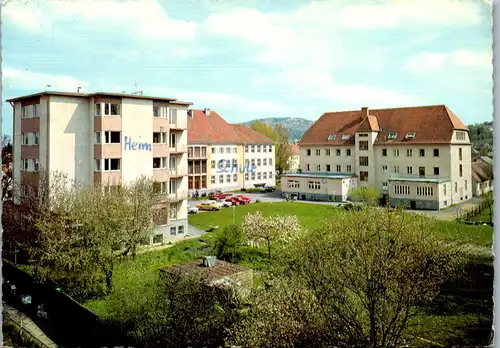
left=203, top=255, right=217, bottom=267
left=361, top=107, right=369, bottom=118
left=204, top=108, right=211, bottom=116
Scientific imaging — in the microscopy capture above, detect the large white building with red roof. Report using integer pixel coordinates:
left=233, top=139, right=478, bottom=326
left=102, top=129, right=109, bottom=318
left=281, top=105, right=472, bottom=210
left=187, top=108, right=275, bottom=193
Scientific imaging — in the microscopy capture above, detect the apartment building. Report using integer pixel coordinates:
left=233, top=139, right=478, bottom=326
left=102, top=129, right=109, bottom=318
left=8, top=91, right=191, bottom=243
left=281, top=105, right=472, bottom=210
left=187, top=109, right=275, bottom=194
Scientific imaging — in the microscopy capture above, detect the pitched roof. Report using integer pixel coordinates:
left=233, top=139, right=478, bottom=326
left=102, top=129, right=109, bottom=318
left=187, top=109, right=273, bottom=144
left=472, top=161, right=493, bottom=182
left=160, top=259, right=251, bottom=284
left=299, top=105, right=468, bottom=146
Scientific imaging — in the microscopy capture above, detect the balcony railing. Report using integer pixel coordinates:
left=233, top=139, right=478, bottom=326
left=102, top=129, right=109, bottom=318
left=188, top=152, right=208, bottom=159
left=168, top=190, right=188, bottom=201
left=169, top=167, right=188, bottom=177
left=169, top=118, right=187, bottom=130
left=169, top=144, right=188, bottom=153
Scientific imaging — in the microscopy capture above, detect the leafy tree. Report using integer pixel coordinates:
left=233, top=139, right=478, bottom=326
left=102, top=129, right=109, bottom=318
left=2, top=134, right=13, bottom=200
left=483, top=191, right=494, bottom=224
left=232, top=208, right=465, bottom=347
left=212, top=224, right=245, bottom=262
left=241, top=211, right=302, bottom=258
left=348, top=187, right=381, bottom=206
left=250, top=121, right=293, bottom=174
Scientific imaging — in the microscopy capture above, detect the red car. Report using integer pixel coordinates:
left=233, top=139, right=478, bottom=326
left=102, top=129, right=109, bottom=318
left=209, top=192, right=231, bottom=200
left=235, top=195, right=251, bottom=203
left=226, top=197, right=240, bottom=205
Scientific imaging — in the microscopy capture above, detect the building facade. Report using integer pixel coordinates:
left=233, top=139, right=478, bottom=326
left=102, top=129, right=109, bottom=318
left=471, top=156, right=493, bottom=197
left=288, top=143, right=300, bottom=172
left=9, top=91, right=191, bottom=243
left=281, top=105, right=472, bottom=210
left=187, top=109, right=275, bottom=194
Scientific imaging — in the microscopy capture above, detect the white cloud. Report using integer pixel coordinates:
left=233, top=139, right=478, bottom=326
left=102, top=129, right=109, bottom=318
left=403, top=49, right=492, bottom=73
left=3, top=67, right=89, bottom=92
left=3, top=0, right=197, bottom=41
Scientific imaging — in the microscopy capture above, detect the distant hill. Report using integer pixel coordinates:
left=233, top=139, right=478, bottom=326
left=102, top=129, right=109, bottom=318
left=241, top=117, right=314, bottom=141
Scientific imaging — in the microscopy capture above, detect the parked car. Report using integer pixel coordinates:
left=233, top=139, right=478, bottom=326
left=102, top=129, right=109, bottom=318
left=196, top=203, right=220, bottom=211
left=218, top=199, right=233, bottom=207
left=235, top=195, right=251, bottom=203
left=226, top=197, right=241, bottom=206
left=261, top=186, right=276, bottom=192
left=187, top=205, right=199, bottom=214
left=209, top=192, right=231, bottom=200
left=207, top=200, right=225, bottom=209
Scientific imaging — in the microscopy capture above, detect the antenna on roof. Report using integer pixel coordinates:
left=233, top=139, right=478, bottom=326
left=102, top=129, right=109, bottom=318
left=77, top=86, right=82, bottom=93
left=130, top=80, right=143, bottom=95
left=46, top=84, right=52, bottom=91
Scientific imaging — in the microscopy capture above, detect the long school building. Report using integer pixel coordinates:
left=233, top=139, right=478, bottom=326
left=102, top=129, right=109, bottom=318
left=281, top=105, right=472, bottom=210
left=8, top=91, right=191, bottom=243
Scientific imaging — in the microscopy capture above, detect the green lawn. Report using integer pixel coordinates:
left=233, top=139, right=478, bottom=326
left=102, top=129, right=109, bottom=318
left=469, top=206, right=493, bottom=223
left=84, top=202, right=493, bottom=346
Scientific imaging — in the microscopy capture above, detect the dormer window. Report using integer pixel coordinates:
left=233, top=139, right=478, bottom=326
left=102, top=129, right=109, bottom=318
left=342, top=134, right=350, bottom=140
left=387, top=132, right=397, bottom=140
left=328, top=134, right=336, bottom=141
left=405, top=132, right=416, bottom=139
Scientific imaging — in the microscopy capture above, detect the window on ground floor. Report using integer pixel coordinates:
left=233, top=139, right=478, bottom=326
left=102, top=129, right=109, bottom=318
left=178, top=225, right=184, bottom=234
left=103, top=158, right=121, bottom=171
left=170, top=226, right=177, bottom=236
left=308, top=181, right=321, bottom=190
left=288, top=180, right=300, bottom=188
left=233, top=174, right=237, bottom=182
left=416, top=186, right=434, bottom=196
left=394, top=185, right=410, bottom=195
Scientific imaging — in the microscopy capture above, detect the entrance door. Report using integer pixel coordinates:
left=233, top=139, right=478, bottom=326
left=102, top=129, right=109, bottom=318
left=410, top=200, right=416, bottom=210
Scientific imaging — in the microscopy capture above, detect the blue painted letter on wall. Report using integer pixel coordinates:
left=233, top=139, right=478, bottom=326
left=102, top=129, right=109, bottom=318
left=123, top=136, right=152, bottom=151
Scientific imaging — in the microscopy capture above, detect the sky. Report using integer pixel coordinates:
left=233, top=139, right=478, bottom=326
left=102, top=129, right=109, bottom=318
left=1, top=0, right=493, bottom=136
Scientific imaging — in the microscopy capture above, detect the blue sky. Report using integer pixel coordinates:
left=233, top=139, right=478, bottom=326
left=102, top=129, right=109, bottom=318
left=2, top=0, right=492, bottom=136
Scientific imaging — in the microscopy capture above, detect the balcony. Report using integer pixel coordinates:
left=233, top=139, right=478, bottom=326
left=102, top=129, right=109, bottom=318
left=168, top=190, right=188, bottom=201
left=169, top=144, right=188, bottom=153
left=169, top=167, right=188, bottom=178
left=169, top=117, right=187, bottom=130
left=153, top=143, right=169, bottom=157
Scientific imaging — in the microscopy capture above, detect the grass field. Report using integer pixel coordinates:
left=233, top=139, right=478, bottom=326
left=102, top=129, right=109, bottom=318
left=469, top=205, right=493, bottom=223
left=84, top=202, right=493, bottom=346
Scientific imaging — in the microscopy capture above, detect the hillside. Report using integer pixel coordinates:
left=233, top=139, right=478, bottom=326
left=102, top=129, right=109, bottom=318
left=241, top=117, right=314, bottom=141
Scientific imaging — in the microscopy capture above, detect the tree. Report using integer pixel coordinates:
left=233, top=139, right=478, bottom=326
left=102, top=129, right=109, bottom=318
left=274, top=124, right=293, bottom=174
left=250, top=121, right=278, bottom=141
left=348, top=187, right=381, bottom=206
left=2, top=134, right=13, bottom=200
left=212, top=224, right=245, bottom=262
left=483, top=191, right=493, bottom=224
left=234, top=208, right=464, bottom=347
left=241, top=211, right=302, bottom=258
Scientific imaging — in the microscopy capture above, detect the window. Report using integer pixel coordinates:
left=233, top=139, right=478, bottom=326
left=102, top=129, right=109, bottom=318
left=419, top=149, right=425, bottom=157
left=382, top=182, right=388, bottom=190
left=269, top=171, right=272, bottom=178
left=219, top=175, right=224, bottom=184
left=393, top=166, right=400, bottom=173
left=406, top=132, right=416, bottom=139
left=434, top=167, right=440, bottom=175
left=104, top=158, right=121, bottom=171
left=170, top=205, right=178, bottom=221
left=22, top=133, right=28, bottom=145
left=359, top=156, right=369, bottom=166
left=458, top=148, right=463, bottom=161
left=433, top=149, right=439, bottom=157
left=416, top=186, right=434, bottom=196
left=443, top=184, right=447, bottom=195
left=316, top=149, right=321, bottom=156
left=211, top=175, right=216, bottom=184
left=263, top=172, right=267, bottom=179
left=307, top=164, right=311, bottom=171
left=382, top=149, right=387, bottom=156
left=456, top=131, right=466, bottom=141
left=394, top=185, right=410, bottom=195
left=153, top=234, right=163, bottom=244
left=98, top=103, right=120, bottom=116
left=288, top=180, right=300, bottom=188
left=257, top=172, right=262, bottom=180
left=170, top=227, right=177, bottom=236
left=308, top=181, right=321, bottom=190
left=307, top=149, right=311, bottom=156
left=326, top=164, right=331, bottom=172
left=33, top=132, right=40, bottom=145
left=94, top=131, right=121, bottom=144
left=316, top=164, right=321, bottom=171
left=257, top=159, right=261, bottom=166
left=211, top=160, right=215, bottom=169
left=233, top=147, right=237, bottom=153
left=263, top=146, right=267, bottom=153
left=269, top=158, right=273, bottom=166
left=347, top=165, right=352, bottom=172
left=336, top=149, right=341, bottom=156
left=465, top=180, right=468, bottom=190
left=218, top=147, right=223, bottom=153
left=454, top=182, right=457, bottom=192
left=251, top=173, right=256, bottom=180
left=257, top=145, right=261, bottom=153
left=459, top=164, right=463, bottom=177
left=359, top=141, right=369, bottom=151
left=245, top=173, right=249, bottom=181
left=153, top=157, right=167, bottom=169
left=178, top=225, right=184, bottom=235
left=406, top=149, right=413, bottom=157
left=328, top=134, right=336, bottom=140
left=212, top=147, right=216, bottom=154
left=393, top=149, right=400, bottom=156
left=269, top=145, right=272, bottom=152
left=226, top=147, right=231, bottom=153
left=245, top=145, right=249, bottom=153
left=358, top=133, right=368, bottom=137
left=95, top=103, right=101, bottom=116
left=325, top=149, right=331, bottom=156
left=387, top=132, right=397, bottom=140
left=226, top=174, right=231, bottom=183
left=419, top=166, right=425, bottom=176
left=169, top=108, right=178, bottom=123
left=342, top=134, right=350, bottom=140
left=336, top=165, right=341, bottom=172
left=407, top=166, right=413, bottom=174
left=360, top=171, right=369, bottom=181
left=251, top=145, right=255, bottom=153
left=251, top=159, right=255, bottom=166
left=382, top=165, right=388, bottom=173
left=263, top=158, right=267, bottom=166
left=346, top=149, right=351, bottom=156
left=153, top=106, right=160, bottom=117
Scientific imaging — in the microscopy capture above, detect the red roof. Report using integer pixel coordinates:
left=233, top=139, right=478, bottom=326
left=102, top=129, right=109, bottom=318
left=187, top=109, right=273, bottom=144
left=299, top=105, right=468, bottom=146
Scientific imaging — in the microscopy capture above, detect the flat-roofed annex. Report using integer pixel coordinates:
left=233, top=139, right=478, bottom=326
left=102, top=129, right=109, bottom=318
left=6, top=91, right=193, bottom=105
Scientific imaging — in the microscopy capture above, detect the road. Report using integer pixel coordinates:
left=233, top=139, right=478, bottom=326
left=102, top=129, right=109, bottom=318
left=188, top=190, right=485, bottom=221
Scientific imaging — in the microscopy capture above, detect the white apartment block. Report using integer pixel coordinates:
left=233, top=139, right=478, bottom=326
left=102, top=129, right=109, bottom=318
left=8, top=91, right=191, bottom=243
left=281, top=106, right=472, bottom=210
left=187, top=109, right=275, bottom=194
